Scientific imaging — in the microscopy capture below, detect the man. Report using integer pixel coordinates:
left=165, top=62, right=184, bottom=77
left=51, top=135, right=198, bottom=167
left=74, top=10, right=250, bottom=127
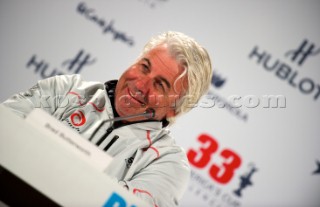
left=2, top=31, right=212, bottom=206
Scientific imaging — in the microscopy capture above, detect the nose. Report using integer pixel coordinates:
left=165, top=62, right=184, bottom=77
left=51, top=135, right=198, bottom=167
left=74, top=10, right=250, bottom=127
left=135, top=78, right=150, bottom=96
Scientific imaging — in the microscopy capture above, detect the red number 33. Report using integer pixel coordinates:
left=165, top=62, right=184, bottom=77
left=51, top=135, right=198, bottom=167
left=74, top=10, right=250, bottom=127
left=187, top=134, right=241, bottom=184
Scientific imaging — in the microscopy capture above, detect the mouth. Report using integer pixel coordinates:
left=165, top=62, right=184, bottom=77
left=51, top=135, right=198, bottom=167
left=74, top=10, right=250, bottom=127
left=127, top=87, right=147, bottom=106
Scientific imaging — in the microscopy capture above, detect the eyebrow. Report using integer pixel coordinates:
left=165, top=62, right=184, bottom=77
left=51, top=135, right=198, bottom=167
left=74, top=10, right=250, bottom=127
left=158, top=76, right=171, bottom=90
left=143, top=58, right=151, bottom=68
left=143, top=58, right=171, bottom=90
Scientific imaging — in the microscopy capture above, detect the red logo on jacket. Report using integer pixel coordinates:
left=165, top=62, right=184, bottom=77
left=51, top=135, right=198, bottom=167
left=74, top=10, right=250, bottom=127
left=70, top=111, right=86, bottom=126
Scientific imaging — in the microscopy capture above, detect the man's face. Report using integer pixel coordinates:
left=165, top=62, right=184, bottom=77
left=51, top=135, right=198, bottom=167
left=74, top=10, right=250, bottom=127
left=115, top=44, right=187, bottom=122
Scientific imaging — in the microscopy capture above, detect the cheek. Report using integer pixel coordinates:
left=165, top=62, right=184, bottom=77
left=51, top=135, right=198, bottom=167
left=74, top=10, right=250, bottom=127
left=117, top=70, right=134, bottom=90
left=127, top=65, right=139, bottom=74
left=121, top=69, right=140, bottom=83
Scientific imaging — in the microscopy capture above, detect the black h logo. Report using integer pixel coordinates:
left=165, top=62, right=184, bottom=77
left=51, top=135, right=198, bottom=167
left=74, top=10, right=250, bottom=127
left=285, top=39, right=320, bottom=66
left=62, top=50, right=96, bottom=74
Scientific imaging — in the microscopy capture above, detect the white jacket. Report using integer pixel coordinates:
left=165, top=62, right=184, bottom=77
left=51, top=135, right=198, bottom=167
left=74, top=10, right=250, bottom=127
left=2, top=74, right=190, bottom=207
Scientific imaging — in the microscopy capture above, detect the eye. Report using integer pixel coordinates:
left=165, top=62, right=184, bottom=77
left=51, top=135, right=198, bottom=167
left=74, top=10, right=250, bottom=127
left=141, top=64, right=150, bottom=73
left=155, top=80, right=165, bottom=92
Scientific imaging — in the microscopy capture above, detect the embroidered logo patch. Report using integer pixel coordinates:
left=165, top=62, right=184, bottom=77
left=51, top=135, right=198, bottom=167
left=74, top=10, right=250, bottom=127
left=125, top=157, right=134, bottom=168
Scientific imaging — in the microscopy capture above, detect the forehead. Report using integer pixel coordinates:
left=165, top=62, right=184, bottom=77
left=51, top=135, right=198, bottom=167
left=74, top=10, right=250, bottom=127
left=143, top=45, right=182, bottom=75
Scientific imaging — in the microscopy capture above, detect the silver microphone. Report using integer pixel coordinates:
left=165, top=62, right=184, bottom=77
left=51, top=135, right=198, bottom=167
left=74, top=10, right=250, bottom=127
left=102, top=108, right=155, bottom=123
left=89, top=108, right=155, bottom=141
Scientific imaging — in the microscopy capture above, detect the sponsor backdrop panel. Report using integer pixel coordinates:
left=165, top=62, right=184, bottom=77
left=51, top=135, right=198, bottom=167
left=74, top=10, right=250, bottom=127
left=0, top=1, right=319, bottom=207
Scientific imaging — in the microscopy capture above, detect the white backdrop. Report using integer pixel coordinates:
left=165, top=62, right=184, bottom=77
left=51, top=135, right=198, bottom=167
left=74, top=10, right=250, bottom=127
left=1, top=0, right=319, bottom=206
